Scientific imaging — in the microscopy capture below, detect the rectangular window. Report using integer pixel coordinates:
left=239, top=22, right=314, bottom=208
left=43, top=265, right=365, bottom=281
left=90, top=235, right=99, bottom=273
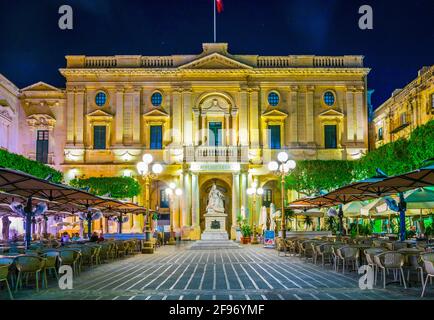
left=160, top=189, right=169, bottom=208
left=208, top=122, right=223, bottom=146
left=36, top=130, right=49, bottom=164
left=324, top=125, right=337, bottom=149
left=262, top=189, right=273, bottom=208
left=431, top=94, right=434, bottom=109
left=150, top=125, right=163, bottom=150
left=268, top=125, right=281, bottom=149
left=93, top=126, right=106, bottom=150
left=378, top=127, right=383, bottom=140
left=400, top=112, right=407, bottom=125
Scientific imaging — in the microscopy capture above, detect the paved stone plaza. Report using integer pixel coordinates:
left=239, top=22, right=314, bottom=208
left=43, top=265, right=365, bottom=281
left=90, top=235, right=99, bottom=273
left=8, top=244, right=433, bottom=300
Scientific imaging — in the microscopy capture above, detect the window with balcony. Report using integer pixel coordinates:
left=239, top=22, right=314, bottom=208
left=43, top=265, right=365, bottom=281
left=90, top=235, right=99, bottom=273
left=93, top=125, right=107, bottom=150
left=160, top=189, right=169, bottom=208
left=268, top=125, right=281, bottom=149
left=400, top=112, right=407, bottom=125
left=378, top=127, right=383, bottom=141
left=262, top=189, right=273, bottom=208
left=208, top=122, right=223, bottom=147
left=36, top=130, right=49, bottom=163
left=324, top=125, right=337, bottom=149
left=150, top=125, right=163, bottom=150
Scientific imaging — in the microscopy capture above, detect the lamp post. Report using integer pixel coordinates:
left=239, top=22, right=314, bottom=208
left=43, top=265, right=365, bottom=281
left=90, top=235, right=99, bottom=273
left=247, top=181, right=264, bottom=245
left=136, top=153, right=163, bottom=242
left=268, top=151, right=296, bottom=239
left=165, top=183, right=183, bottom=245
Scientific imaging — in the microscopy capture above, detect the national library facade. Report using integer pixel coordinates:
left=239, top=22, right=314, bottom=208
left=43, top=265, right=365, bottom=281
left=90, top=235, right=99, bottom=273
left=0, top=43, right=370, bottom=239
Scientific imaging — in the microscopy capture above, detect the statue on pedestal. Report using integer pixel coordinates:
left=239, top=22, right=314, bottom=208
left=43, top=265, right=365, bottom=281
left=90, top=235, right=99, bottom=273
left=206, top=183, right=225, bottom=214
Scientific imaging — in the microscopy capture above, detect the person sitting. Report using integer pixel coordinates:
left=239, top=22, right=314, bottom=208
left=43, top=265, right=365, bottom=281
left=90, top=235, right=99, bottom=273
left=71, top=233, right=80, bottom=242
left=89, top=232, right=99, bottom=242
left=60, top=232, right=70, bottom=244
left=98, top=232, right=105, bottom=242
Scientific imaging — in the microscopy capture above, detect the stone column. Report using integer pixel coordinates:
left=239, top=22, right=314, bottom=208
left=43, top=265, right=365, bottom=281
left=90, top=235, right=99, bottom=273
left=249, top=88, right=259, bottom=148
left=231, top=173, right=240, bottom=240
left=239, top=88, right=249, bottom=146
left=191, top=172, right=201, bottom=239
left=132, top=88, right=141, bottom=144
left=201, top=112, right=207, bottom=145
left=66, top=90, right=75, bottom=144
left=115, top=88, right=124, bottom=144
left=75, top=89, right=85, bottom=146
left=183, top=90, right=193, bottom=146
left=172, top=89, right=182, bottom=146
left=231, top=109, right=238, bottom=146
left=240, top=170, right=248, bottom=217
left=306, top=86, right=314, bottom=145
left=346, top=87, right=355, bottom=142
left=225, top=113, right=230, bottom=146
left=181, top=171, right=192, bottom=237
left=289, top=86, right=298, bottom=146
left=193, top=109, right=200, bottom=146
left=355, top=88, right=365, bottom=142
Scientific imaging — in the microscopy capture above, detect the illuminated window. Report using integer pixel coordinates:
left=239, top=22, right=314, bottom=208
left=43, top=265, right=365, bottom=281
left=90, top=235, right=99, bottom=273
left=151, top=92, right=163, bottom=107
left=378, top=127, right=383, bottom=140
left=95, top=92, right=107, bottom=107
left=400, top=112, right=407, bottom=125
left=268, top=92, right=279, bottom=106
left=431, top=94, right=434, bottom=109
left=324, top=125, right=337, bottom=149
left=36, top=130, right=49, bottom=164
left=262, top=189, right=273, bottom=208
left=323, top=91, right=335, bottom=106
left=150, top=125, right=163, bottom=150
left=268, top=125, right=281, bottom=149
left=160, top=189, right=169, bottom=208
left=93, top=126, right=106, bottom=150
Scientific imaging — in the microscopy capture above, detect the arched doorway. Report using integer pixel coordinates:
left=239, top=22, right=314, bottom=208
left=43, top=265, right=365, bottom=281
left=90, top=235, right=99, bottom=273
left=200, top=178, right=232, bottom=235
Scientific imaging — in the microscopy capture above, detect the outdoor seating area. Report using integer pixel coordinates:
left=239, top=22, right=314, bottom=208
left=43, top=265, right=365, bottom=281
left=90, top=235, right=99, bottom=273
left=276, top=234, right=434, bottom=297
left=0, top=238, right=141, bottom=299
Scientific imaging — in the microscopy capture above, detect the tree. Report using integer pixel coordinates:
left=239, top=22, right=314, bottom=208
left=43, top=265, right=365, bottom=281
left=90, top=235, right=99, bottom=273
left=70, top=177, right=141, bottom=199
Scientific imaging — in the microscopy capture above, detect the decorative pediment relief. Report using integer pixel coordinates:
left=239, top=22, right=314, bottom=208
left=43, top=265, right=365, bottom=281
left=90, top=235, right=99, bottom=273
left=319, top=109, right=345, bottom=118
left=86, top=109, right=113, bottom=122
left=261, top=109, right=288, bottom=120
left=26, top=114, right=56, bottom=130
left=143, top=108, right=169, bottom=118
left=21, top=81, right=61, bottom=92
left=179, top=53, right=253, bottom=70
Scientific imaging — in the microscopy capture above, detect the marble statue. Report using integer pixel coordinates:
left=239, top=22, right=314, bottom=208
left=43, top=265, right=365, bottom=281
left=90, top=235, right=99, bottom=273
left=206, top=183, right=225, bottom=214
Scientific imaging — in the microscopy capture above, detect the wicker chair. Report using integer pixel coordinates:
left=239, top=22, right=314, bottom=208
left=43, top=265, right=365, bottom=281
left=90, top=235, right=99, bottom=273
left=364, top=248, right=384, bottom=284
left=14, top=255, right=45, bottom=292
left=285, top=239, right=296, bottom=256
left=374, top=251, right=407, bottom=289
left=0, top=265, right=13, bottom=300
left=315, top=243, right=333, bottom=267
left=392, top=242, right=408, bottom=251
left=421, top=253, right=434, bottom=298
left=299, top=241, right=314, bottom=262
left=337, top=246, right=359, bottom=274
left=59, top=249, right=81, bottom=275
left=116, top=241, right=127, bottom=258
left=41, top=251, right=60, bottom=285
left=99, top=243, right=111, bottom=263
left=80, top=246, right=98, bottom=267
left=276, top=238, right=288, bottom=256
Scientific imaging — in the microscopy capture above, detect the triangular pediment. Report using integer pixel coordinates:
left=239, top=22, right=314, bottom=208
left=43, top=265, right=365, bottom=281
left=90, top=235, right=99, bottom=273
left=179, top=53, right=253, bottom=70
left=143, top=108, right=169, bottom=117
left=21, top=81, right=61, bottom=92
left=87, top=109, right=113, bottom=118
left=262, top=109, right=288, bottom=118
left=319, top=109, right=344, bottom=118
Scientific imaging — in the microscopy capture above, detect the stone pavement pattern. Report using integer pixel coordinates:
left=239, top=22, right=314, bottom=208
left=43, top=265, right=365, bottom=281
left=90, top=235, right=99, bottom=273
left=7, top=244, right=433, bottom=300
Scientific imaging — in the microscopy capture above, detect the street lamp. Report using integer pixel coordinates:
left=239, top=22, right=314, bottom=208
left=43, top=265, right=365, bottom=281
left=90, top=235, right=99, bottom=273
left=136, top=153, right=163, bottom=241
left=268, top=151, right=296, bottom=239
left=247, top=181, right=264, bottom=245
left=165, top=183, right=183, bottom=245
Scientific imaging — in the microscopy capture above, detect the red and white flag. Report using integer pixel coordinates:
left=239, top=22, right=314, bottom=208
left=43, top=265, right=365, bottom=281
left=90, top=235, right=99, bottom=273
left=216, top=0, right=224, bottom=14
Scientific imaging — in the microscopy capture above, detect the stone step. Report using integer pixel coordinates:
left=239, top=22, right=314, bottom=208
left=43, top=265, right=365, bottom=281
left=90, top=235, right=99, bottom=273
left=188, top=240, right=242, bottom=250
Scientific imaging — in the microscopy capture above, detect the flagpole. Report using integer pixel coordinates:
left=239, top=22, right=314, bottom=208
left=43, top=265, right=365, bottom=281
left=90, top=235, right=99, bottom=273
left=213, top=0, right=216, bottom=43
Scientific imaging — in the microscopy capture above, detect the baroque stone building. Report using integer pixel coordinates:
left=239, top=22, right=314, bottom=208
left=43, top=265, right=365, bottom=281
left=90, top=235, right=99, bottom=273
left=371, top=66, right=434, bottom=149
left=0, top=43, right=370, bottom=239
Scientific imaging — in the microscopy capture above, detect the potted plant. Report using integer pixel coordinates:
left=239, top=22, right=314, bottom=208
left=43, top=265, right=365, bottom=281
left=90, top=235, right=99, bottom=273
left=240, top=223, right=252, bottom=244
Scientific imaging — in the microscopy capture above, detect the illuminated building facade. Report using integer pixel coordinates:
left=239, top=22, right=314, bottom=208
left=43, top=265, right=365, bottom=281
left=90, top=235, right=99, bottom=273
left=0, top=43, right=370, bottom=239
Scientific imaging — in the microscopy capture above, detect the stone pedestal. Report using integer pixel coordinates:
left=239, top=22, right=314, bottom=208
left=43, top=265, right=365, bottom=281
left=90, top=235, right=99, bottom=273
left=200, top=211, right=228, bottom=240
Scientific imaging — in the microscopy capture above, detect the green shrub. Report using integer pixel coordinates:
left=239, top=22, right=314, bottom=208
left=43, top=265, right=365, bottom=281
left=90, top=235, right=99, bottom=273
left=70, top=176, right=141, bottom=199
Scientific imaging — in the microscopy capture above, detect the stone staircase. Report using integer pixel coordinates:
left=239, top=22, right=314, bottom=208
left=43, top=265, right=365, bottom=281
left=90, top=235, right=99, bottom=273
left=188, top=240, right=242, bottom=250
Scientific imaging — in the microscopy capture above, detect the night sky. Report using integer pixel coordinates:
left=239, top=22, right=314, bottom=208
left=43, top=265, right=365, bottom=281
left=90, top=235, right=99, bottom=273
left=0, top=0, right=433, bottom=108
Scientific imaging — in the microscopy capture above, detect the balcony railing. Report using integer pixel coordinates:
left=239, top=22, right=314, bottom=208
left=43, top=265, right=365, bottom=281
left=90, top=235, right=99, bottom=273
left=184, top=146, right=248, bottom=163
